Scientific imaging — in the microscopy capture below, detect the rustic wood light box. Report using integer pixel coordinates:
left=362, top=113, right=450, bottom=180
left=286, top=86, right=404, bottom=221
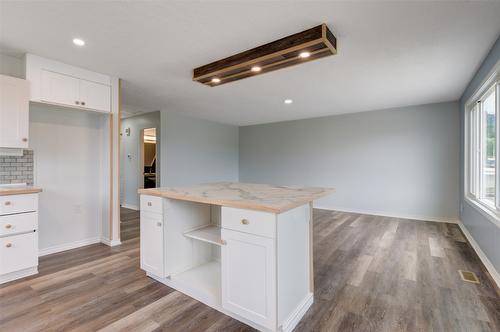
left=193, top=24, right=337, bottom=87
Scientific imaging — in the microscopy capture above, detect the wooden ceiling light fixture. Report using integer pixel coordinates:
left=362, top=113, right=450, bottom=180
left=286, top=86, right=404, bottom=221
left=193, top=24, right=337, bottom=86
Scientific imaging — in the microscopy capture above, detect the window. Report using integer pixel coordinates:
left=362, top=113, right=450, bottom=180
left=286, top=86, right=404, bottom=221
left=466, top=66, right=500, bottom=220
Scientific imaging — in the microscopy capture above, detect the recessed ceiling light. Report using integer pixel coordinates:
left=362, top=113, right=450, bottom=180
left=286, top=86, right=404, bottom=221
left=284, top=99, right=293, bottom=104
left=299, top=51, right=310, bottom=59
left=211, top=78, right=221, bottom=83
left=251, top=66, right=262, bottom=72
left=73, top=38, right=85, bottom=46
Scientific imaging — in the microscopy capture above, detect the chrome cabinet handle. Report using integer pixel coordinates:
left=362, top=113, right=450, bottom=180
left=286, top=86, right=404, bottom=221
left=5, top=243, right=12, bottom=248
left=241, top=219, right=249, bottom=225
left=5, top=224, right=12, bottom=229
left=4, top=201, right=11, bottom=206
left=81, top=101, right=86, bottom=106
left=22, top=138, right=28, bottom=142
left=75, top=101, right=80, bottom=105
left=147, top=202, right=152, bottom=206
left=156, top=222, right=162, bottom=227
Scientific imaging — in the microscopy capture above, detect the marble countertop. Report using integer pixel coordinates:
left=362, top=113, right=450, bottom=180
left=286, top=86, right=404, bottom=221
left=138, top=182, right=334, bottom=213
left=0, top=184, right=43, bottom=196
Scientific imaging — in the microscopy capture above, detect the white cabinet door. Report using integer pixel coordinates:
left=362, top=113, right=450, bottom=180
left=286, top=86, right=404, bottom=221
left=221, top=229, right=276, bottom=329
left=79, top=79, right=111, bottom=113
left=140, top=211, right=165, bottom=278
left=0, top=232, right=38, bottom=275
left=40, top=70, right=80, bottom=108
left=0, top=75, right=29, bottom=148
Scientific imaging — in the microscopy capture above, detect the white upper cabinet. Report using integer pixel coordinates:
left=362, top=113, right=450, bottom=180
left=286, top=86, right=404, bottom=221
left=0, top=75, right=29, bottom=149
left=26, top=54, right=111, bottom=113
left=78, top=79, right=111, bottom=112
left=41, top=70, right=80, bottom=107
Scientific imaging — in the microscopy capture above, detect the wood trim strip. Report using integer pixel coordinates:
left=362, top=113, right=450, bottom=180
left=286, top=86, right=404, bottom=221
left=109, top=112, right=113, bottom=239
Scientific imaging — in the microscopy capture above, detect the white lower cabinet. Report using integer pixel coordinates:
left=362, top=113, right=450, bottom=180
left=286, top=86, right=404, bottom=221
left=221, top=228, right=276, bottom=329
left=140, top=211, right=165, bottom=278
left=139, top=196, right=312, bottom=332
left=0, top=193, right=39, bottom=284
left=0, top=232, right=37, bottom=275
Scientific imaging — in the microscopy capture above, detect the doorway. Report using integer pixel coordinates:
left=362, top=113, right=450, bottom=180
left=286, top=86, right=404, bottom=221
left=141, top=127, right=157, bottom=189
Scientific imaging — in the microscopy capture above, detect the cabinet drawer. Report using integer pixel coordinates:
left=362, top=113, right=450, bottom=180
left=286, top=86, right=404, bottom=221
left=140, top=195, right=163, bottom=214
left=0, top=232, right=38, bottom=275
left=0, top=212, right=37, bottom=236
left=222, top=207, right=276, bottom=238
left=0, top=194, right=38, bottom=216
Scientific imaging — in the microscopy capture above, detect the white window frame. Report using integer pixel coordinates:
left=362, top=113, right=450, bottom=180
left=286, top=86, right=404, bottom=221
left=464, top=60, right=500, bottom=227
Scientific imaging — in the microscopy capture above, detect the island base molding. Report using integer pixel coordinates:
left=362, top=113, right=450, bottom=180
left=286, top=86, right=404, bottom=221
left=148, top=272, right=313, bottom=332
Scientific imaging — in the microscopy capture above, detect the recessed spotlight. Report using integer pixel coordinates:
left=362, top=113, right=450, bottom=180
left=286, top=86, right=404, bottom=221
left=211, top=78, right=221, bottom=83
left=251, top=66, right=262, bottom=72
left=72, top=38, right=85, bottom=46
left=284, top=99, right=293, bottom=104
left=299, top=51, right=310, bottom=59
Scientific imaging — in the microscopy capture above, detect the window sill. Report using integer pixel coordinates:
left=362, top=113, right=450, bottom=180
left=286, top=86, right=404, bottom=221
left=464, top=196, right=500, bottom=229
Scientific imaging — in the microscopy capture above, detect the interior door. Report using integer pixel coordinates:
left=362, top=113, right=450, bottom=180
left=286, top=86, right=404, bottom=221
left=79, top=79, right=111, bottom=112
left=0, top=75, right=29, bottom=148
left=140, top=211, right=165, bottom=277
left=221, top=229, right=276, bottom=329
left=40, top=70, right=80, bottom=108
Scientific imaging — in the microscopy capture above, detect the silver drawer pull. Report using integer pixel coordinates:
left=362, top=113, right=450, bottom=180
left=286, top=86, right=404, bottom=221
left=156, top=222, right=162, bottom=227
left=4, top=201, right=11, bottom=206
left=5, top=243, right=12, bottom=248
left=147, top=202, right=152, bottom=207
left=5, top=224, right=12, bottom=229
left=241, top=219, right=249, bottom=225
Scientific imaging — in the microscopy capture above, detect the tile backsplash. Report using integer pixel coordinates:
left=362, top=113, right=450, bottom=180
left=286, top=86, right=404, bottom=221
left=0, top=150, right=34, bottom=185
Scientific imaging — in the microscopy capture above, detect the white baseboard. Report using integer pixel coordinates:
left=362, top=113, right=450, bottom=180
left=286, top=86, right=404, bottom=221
left=0, top=266, right=38, bottom=284
left=315, top=205, right=459, bottom=224
left=38, top=237, right=101, bottom=256
left=457, top=220, right=500, bottom=288
left=121, top=203, right=139, bottom=211
left=101, top=237, right=122, bottom=247
left=281, top=293, right=314, bottom=332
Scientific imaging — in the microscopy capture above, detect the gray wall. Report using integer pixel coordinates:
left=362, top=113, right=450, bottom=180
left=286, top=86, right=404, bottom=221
left=160, top=111, right=239, bottom=187
left=120, top=111, right=161, bottom=209
left=30, top=105, right=106, bottom=252
left=240, top=102, right=460, bottom=221
left=460, top=36, right=500, bottom=272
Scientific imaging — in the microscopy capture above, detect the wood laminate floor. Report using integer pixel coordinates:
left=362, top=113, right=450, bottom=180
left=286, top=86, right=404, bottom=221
left=120, top=207, right=140, bottom=241
left=1, top=210, right=499, bottom=331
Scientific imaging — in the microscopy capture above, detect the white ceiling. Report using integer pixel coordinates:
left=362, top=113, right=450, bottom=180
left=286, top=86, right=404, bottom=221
left=1, top=1, right=499, bottom=126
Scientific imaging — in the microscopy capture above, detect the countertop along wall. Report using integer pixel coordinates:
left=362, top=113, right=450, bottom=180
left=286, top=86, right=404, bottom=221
left=459, top=35, right=500, bottom=279
left=240, top=102, right=460, bottom=222
left=160, top=111, right=239, bottom=187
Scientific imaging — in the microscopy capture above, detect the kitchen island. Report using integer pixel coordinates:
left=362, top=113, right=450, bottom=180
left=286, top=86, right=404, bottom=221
left=138, top=182, right=333, bottom=332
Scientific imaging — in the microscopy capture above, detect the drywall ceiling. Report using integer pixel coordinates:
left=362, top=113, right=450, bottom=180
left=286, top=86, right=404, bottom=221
left=1, top=1, right=499, bottom=126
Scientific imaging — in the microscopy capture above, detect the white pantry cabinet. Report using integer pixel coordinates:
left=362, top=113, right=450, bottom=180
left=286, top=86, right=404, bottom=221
left=221, top=228, right=276, bottom=329
left=0, top=75, right=29, bottom=149
left=26, top=54, right=111, bottom=113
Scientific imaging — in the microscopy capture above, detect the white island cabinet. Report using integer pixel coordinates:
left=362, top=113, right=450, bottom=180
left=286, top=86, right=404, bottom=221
left=139, top=182, right=333, bottom=332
